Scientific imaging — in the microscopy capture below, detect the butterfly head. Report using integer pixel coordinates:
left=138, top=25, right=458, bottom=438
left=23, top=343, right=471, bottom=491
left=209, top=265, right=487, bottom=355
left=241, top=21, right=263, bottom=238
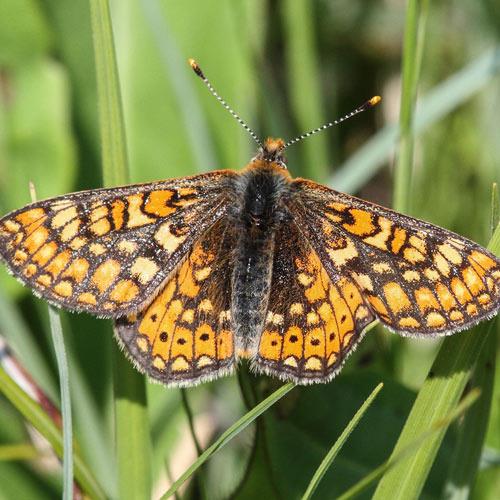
left=255, top=137, right=287, bottom=169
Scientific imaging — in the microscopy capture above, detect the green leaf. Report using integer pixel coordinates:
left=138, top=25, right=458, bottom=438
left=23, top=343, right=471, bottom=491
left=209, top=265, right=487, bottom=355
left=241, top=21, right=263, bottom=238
left=0, top=365, right=105, bottom=499
left=301, top=382, right=384, bottom=500
left=89, top=1, right=151, bottom=499
left=373, top=223, right=500, bottom=499
left=161, top=382, right=295, bottom=499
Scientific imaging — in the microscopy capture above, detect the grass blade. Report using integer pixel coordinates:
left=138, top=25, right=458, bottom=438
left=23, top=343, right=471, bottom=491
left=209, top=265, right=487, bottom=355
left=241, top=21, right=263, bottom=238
left=282, top=0, right=329, bottom=181
left=161, top=382, right=295, bottom=499
left=331, top=47, right=500, bottom=194
left=89, top=1, right=151, bottom=498
left=392, top=0, right=429, bottom=213
left=48, top=307, right=73, bottom=500
left=338, top=388, right=481, bottom=500
left=301, top=382, right=384, bottom=500
left=0, top=365, right=105, bottom=499
left=372, top=224, right=500, bottom=499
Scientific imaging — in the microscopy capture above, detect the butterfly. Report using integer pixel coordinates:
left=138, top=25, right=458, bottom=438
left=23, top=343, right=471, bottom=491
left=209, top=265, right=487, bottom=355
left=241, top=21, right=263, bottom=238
left=0, top=60, right=499, bottom=387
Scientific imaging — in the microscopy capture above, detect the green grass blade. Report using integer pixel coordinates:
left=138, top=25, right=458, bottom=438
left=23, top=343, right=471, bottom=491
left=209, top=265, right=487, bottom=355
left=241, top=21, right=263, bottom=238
left=282, top=0, right=329, bottom=181
left=331, top=47, right=500, bottom=194
left=161, top=382, right=295, bottom=499
left=373, top=224, right=500, bottom=500
left=90, top=0, right=128, bottom=186
left=48, top=307, right=73, bottom=500
left=0, top=365, right=105, bottom=499
left=0, top=444, right=39, bottom=461
left=139, top=0, right=216, bottom=169
left=338, top=388, right=481, bottom=500
left=301, top=382, right=384, bottom=500
left=0, top=288, right=57, bottom=401
left=89, top=1, right=151, bottom=498
left=392, top=0, right=429, bottom=213
left=442, top=187, right=499, bottom=499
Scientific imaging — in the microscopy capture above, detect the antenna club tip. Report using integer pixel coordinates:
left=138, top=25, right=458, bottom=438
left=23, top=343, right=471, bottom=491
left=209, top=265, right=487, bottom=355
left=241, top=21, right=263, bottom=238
left=368, top=95, right=382, bottom=107
left=188, top=58, right=204, bottom=78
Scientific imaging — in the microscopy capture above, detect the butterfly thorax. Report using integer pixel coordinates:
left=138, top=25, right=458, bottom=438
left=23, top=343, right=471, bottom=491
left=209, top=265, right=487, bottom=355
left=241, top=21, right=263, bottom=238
left=229, top=158, right=292, bottom=353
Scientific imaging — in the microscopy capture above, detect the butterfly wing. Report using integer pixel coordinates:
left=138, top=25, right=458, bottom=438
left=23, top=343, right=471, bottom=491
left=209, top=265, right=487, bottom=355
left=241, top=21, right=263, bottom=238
left=251, top=220, right=376, bottom=383
left=115, top=219, right=235, bottom=386
left=0, top=171, right=234, bottom=317
left=289, top=179, right=500, bottom=336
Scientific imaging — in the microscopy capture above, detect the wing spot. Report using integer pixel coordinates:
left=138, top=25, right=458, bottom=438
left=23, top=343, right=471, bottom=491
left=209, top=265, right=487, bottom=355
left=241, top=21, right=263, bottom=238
left=373, top=262, right=392, bottom=273
left=89, top=243, right=107, bottom=256
left=404, top=247, right=425, bottom=263
left=53, top=280, right=73, bottom=298
left=466, top=303, right=478, bottom=316
left=51, top=206, right=78, bottom=228
left=150, top=314, right=157, bottom=322
left=438, top=243, right=463, bottom=264
left=426, top=312, right=446, bottom=327
left=304, top=357, right=322, bottom=371
left=92, top=260, right=121, bottom=293
left=310, top=338, right=320, bottom=346
left=477, top=293, right=491, bottom=305
left=109, top=280, right=139, bottom=303
left=343, top=209, right=375, bottom=236
left=23, top=264, right=37, bottom=277
left=131, top=257, right=159, bottom=285
left=159, top=332, right=168, bottom=342
left=403, top=270, right=420, bottom=282
left=384, top=282, right=412, bottom=313
left=153, top=357, right=166, bottom=370
left=69, top=236, right=87, bottom=250
left=434, top=253, right=451, bottom=276
left=199, top=333, right=209, bottom=341
left=415, top=287, right=440, bottom=313
left=289, top=335, right=298, bottom=343
left=117, top=240, right=137, bottom=254
left=78, top=293, right=96, bottom=305
left=171, top=357, right=189, bottom=372
left=136, top=338, right=149, bottom=352
left=89, top=218, right=111, bottom=236
left=450, top=310, right=464, bottom=322
left=197, top=356, right=214, bottom=368
left=399, top=317, right=420, bottom=328
left=283, top=356, right=298, bottom=368
left=450, top=277, right=473, bottom=304
left=290, top=303, right=304, bottom=315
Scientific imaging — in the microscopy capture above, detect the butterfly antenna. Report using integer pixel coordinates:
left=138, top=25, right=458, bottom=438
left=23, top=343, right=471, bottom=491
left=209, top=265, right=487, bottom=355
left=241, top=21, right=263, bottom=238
left=189, top=59, right=263, bottom=148
left=282, top=96, right=382, bottom=150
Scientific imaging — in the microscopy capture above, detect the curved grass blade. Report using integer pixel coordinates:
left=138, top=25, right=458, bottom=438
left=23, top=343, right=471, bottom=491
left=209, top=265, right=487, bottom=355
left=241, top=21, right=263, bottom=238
left=338, top=388, right=481, bottom=500
left=442, top=185, right=499, bottom=499
left=301, top=382, right=384, bottom=500
left=331, top=47, right=500, bottom=194
left=392, top=0, right=429, bottom=213
left=0, top=365, right=105, bottom=499
left=372, top=224, right=500, bottom=500
left=89, top=1, right=151, bottom=498
left=161, top=382, right=295, bottom=499
left=48, top=307, right=73, bottom=500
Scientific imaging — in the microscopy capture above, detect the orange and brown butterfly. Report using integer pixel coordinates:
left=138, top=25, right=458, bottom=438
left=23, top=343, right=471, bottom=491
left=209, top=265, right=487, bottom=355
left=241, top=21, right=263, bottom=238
left=1, top=60, right=499, bottom=387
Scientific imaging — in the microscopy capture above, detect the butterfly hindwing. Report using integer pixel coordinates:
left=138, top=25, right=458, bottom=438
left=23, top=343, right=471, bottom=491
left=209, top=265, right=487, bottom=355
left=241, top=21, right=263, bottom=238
left=252, top=220, right=376, bottom=383
left=291, top=179, right=500, bottom=336
left=0, top=171, right=236, bottom=317
left=115, top=219, right=235, bottom=386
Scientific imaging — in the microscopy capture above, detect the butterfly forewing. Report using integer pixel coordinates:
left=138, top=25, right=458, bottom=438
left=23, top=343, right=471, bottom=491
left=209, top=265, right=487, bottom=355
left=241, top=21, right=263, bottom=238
left=0, top=171, right=234, bottom=317
left=290, top=179, right=500, bottom=336
left=252, top=220, right=376, bottom=384
left=115, top=219, right=235, bottom=386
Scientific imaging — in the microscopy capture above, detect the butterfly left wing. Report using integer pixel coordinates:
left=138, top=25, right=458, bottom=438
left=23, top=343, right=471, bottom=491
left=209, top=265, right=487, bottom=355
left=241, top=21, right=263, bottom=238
left=0, top=172, right=233, bottom=317
left=251, top=220, right=376, bottom=384
left=289, top=179, right=500, bottom=336
left=115, top=219, right=236, bottom=387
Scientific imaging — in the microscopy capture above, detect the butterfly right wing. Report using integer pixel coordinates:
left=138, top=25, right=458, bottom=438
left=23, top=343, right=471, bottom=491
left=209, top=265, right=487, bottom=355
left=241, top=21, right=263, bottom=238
left=115, top=219, right=236, bottom=387
left=0, top=171, right=235, bottom=317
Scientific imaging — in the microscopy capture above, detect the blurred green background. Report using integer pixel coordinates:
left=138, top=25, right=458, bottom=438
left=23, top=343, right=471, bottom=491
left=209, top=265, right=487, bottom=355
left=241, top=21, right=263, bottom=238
left=0, top=0, right=499, bottom=499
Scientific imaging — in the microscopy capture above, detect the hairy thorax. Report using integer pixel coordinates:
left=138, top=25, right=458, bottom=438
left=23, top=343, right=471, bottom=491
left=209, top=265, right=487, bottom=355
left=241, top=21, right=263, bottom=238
left=227, top=161, right=293, bottom=352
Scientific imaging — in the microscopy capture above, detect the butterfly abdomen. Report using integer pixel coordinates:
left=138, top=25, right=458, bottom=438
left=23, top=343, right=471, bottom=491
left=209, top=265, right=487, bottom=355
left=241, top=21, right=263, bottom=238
left=229, top=164, right=292, bottom=352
